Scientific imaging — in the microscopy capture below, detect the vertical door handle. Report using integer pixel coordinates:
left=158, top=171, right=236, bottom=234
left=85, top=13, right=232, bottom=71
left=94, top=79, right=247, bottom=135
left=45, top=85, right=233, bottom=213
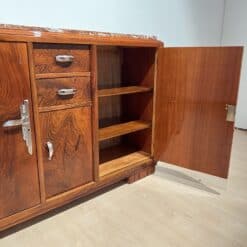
left=46, top=141, right=54, bottom=160
left=2, top=99, right=33, bottom=155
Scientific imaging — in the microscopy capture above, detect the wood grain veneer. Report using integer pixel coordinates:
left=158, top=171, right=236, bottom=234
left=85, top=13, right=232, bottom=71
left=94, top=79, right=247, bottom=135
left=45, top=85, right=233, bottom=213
left=40, top=107, right=94, bottom=198
left=99, top=151, right=151, bottom=177
left=99, top=121, right=151, bottom=141
left=0, top=160, right=155, bottom=231
left=37, top=76, right=91, bottom=107
left=27, top=42, right=47, bottom=203
left=0, top=42, right=40, bottom=219
left=154, top=47, right=243, bottom=178
left=33, top=43, right=90, bottom=74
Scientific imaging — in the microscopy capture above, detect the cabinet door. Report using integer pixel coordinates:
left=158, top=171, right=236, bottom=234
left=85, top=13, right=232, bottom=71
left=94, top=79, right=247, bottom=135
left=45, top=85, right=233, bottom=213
left=0, top=43, right=40, bottom=218
left=40, top=107, right=93, bottom=198
left=154, top=47, right=243, bottom=178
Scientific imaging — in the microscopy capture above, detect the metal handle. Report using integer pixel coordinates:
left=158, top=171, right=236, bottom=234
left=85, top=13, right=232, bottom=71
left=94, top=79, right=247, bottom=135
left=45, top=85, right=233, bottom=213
left=57, top=88, right=77, bottom=96
left=225, top=104, right=236, bottom=122
left=3, top=119, right=22, bottom=127
left=46, top=141, right=54, bottom=161
left=55, top=55, right=74, bottom=63
left=2, top=100, right=33, bottom=155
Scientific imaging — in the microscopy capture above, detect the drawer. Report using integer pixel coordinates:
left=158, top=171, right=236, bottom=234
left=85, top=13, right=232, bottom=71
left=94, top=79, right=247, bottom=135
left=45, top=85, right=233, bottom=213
left=40, top=107, right=94, bottom=198
left=33, top=43, right=90, bottom=74
left=37, top=77, right=91, bottom=107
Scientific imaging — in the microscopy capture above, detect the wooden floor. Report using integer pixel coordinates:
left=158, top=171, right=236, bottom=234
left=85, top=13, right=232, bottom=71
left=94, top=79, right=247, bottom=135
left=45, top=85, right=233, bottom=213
left=1, top=130, right=247, bottom=246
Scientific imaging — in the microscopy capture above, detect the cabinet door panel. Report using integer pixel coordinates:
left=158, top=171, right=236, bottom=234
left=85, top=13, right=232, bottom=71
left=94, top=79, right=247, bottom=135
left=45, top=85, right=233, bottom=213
left=40, top=107, right=93, bottom=198
left=0, top=42, right=40, bottom=219
left=155, top=47, right=243, bottom=178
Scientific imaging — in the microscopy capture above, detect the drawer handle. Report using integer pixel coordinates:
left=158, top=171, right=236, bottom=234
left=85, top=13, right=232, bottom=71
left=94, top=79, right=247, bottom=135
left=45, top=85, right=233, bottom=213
left=46, top=141, right=54, bottom=161
left=57, top=88, right=77, bottom=96
left=55, top=55, right=74, bottom=63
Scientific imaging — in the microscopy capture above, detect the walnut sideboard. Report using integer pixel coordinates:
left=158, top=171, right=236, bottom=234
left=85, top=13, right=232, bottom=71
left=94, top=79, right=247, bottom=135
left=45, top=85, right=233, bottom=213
left=0, top=24, right=243, bottom=231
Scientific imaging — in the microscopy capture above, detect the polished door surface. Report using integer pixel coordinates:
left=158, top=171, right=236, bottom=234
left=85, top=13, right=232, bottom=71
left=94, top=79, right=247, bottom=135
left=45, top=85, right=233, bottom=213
left=154, top=47, right=243, bottom=178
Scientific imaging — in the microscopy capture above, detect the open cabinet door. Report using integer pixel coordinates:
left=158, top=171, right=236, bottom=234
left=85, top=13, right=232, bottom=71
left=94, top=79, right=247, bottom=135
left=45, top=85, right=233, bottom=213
left=154, top=47, right=243, bottom=178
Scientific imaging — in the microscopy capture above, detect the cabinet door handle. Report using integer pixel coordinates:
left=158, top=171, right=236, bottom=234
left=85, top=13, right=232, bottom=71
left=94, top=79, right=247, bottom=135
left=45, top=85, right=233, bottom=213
left=3, top=119, right=23, bottom=127
left=57, top=88, right=77, bottom=96
left=46, top=141, right=54, bottom=161
left=225, top=104, right=236, bottom=122
left=2, top=100, right=33, bottom=155
left=55, top=55, right=74, bottom=63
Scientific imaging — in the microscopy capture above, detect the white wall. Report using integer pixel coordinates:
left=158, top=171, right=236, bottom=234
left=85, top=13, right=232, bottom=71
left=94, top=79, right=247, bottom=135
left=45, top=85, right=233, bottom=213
left=0, top=0, right=224, bottom=46
left=222, top=0, right=247, bottom=129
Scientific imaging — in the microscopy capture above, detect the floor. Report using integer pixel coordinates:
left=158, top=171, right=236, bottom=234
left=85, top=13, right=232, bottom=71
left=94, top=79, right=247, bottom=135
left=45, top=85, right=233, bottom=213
left=0, top=130, right=247, bottom=247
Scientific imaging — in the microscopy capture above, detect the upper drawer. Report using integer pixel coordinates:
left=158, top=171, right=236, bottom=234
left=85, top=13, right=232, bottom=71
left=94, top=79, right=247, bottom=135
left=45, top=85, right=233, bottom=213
left=33, top=44, right=90, bottom=74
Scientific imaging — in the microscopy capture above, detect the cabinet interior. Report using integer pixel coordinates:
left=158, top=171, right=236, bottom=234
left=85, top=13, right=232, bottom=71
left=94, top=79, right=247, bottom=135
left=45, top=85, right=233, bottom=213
left=97, top=46, right=156, bottom=175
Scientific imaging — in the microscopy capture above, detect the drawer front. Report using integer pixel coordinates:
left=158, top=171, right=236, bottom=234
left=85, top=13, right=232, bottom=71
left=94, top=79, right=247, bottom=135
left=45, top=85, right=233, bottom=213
left=37, top=77, right=91, bottom=107
left=33, top=44, right=90, bottom=74
left=40, top=107, right=93, bottom=198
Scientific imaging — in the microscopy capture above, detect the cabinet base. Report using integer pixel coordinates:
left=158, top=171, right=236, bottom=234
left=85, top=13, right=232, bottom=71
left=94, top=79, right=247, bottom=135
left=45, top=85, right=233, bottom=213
left=0, top=160, right=156, bottom=233
left=127, top=164, right=155, bottom=184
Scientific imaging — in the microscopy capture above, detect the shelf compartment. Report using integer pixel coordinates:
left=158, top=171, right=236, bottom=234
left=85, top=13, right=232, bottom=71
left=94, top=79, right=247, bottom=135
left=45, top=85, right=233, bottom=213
left=99, top=120, right=151, bottom=141
left=100, top=143, right=139, bottom=164
left=98, top=86, right=152, bottom=97
left=99, top=151, right=151, bottom=177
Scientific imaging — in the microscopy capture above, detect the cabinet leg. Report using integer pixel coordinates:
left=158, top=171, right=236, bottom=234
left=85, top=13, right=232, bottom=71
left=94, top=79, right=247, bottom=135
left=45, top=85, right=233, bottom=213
left=127, top=163, right=156, bottom=184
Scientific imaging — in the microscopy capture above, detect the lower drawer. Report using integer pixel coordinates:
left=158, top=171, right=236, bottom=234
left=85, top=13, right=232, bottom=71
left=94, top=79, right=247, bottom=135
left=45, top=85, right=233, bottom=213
left=39, top=107, right=93, bottom=198
left=37, top=76, right=91, bottom=108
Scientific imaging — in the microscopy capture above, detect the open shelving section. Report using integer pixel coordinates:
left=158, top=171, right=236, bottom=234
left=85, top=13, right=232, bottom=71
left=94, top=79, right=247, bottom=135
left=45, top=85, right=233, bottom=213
left=97, top=46, right=156, bottom=177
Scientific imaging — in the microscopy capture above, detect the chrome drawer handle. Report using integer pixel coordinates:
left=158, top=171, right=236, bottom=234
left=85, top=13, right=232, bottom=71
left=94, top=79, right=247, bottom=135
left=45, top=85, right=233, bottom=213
left=2, top=100, right=33, bottom=155
left=57, top=88, right=77, bottom=96
left=55, top=55, right=74, bottom=63
left=46, top=141, right=54, bottom=161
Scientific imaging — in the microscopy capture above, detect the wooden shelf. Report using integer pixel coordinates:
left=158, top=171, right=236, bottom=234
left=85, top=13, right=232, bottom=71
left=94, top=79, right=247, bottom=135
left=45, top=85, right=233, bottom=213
left=99, top=120, right=151, bottom=141
left=99, top=151, right=151, bottom=177
left=98, top=86, right=152, bottom=97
